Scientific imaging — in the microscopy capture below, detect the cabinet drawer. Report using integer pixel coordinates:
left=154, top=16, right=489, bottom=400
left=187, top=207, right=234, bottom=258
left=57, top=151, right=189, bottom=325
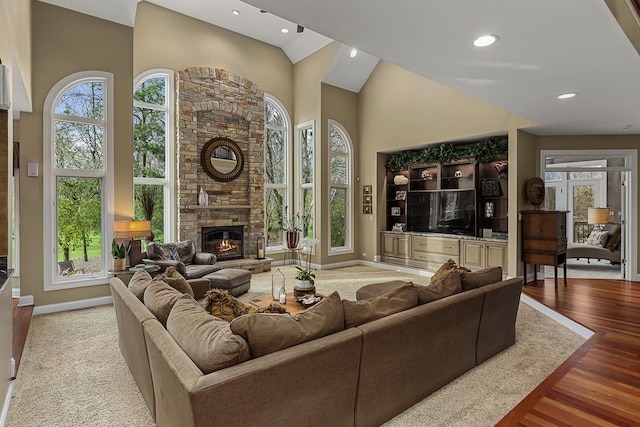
left=412, top=236, right=459, bottom=256
left=523, top=239, right=567, bottom=253
left=523, top=252, right=561, bottom=265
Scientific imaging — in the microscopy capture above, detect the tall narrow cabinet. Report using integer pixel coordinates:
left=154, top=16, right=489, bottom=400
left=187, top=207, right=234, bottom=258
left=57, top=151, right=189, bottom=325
left=521, top=210, right=568, bottom=288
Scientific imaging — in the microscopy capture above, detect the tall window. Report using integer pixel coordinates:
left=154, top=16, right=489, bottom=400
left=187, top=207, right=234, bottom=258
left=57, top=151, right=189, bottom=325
left=44, top=72, right=114, bottom=289
left=264, top=96, right=291, bottom=249
left=328, top=121, right=353, bottom=253
left=133, top=70, right=174, bottom=244
left=297, top=121, right=315, bottom=238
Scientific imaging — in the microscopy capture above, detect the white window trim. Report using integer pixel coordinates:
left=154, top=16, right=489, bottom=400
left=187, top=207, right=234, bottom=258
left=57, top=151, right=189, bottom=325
left=264, top=95, right=291, bottom=253
left=328, top=120, right=354, bottom=255
left=133, top=69, right=176, bottom=243
left=43, top=71, right=114, bottom=290
left=295, top=120, right=315, bottom=240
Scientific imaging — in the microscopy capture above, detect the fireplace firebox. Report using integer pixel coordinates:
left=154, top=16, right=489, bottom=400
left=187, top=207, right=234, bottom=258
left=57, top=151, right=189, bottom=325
left=202, top=226, right=244, bottom=261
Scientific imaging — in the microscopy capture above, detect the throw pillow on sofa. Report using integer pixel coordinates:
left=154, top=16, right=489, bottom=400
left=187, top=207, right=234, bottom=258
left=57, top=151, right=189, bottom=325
left=460, top=266, right=503, bottom=291
left=416, top=268, right=462, bottom=304
left=230, top=291, right=344, bottom=358
left=604, top=223, right=621, bottom=252
left=128, top=270, right=153, bottom=301
left=343, top=282, right=418, bottom=328
left=204, top=288, right=287, bottom=322
left=586, top=230, right=608, bottom=248
left=158, top=266, right=194, bottom=297
left=147, top=240, right=196, bottom=264
left=143, top=278, right=184, bottom=326
left=167, top=294, right=250, bottom=374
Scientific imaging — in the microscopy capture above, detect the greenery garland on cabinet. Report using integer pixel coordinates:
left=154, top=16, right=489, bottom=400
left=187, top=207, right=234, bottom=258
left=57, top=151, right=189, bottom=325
left=386, top=136, right=507, bottom=171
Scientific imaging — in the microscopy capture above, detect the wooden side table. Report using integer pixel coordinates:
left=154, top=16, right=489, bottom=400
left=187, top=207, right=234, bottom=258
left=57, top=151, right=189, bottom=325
left=110, top=265, right=160, bottom=285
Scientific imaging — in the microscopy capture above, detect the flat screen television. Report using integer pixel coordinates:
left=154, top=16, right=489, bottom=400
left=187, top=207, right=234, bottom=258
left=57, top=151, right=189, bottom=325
left=407, top=190, right=476, bottom=236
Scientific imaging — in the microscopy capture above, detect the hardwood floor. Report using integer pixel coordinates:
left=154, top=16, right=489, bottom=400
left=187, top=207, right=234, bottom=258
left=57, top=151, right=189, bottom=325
left=498, top=278, right=640, bottom=426
left=11, top=298, right=33, bottom=378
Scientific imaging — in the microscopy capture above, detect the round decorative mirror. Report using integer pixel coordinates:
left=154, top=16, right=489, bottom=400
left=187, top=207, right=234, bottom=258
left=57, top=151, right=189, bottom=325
left=201, top=137, right=244, bottom=182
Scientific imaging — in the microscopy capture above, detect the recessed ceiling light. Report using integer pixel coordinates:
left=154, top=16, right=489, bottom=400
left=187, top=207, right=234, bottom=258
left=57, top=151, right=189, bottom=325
left=281, top=28, right=289, bottom=34
left=473, top=34, right=498, bottom=47
left=232, top=10, right=239, bottom=16
left=557, top=92, right=578, bottom=99
left=350, top=48, right=358, bottom=58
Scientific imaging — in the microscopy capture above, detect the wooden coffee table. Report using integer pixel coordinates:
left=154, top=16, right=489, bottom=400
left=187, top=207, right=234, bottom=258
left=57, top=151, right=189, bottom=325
left=249, top=295, right=322, bottom=315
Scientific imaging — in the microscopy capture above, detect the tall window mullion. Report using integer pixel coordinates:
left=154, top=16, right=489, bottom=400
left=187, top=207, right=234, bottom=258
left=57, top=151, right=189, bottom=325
left=329, top=121, right=353, bottom=253
left=133, top=70, right=174, bottom=244
left=297, top=121, right=315, bottom=238
left=44, top=72, right=114, bottom=290
left=264, top=96, right=291, bottom=250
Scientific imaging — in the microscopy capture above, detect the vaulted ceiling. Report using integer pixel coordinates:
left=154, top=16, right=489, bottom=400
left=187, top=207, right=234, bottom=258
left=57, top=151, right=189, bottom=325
left=40, top=0, right=640, bottom=136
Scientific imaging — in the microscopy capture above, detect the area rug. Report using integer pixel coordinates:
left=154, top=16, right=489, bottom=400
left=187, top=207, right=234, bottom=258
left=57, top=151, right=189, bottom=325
left=6, top=265, right=586, bottom=426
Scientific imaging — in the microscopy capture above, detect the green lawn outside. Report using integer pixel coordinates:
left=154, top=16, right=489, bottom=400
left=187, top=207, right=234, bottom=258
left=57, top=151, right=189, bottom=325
left=57, top=232, right=102, bottom=261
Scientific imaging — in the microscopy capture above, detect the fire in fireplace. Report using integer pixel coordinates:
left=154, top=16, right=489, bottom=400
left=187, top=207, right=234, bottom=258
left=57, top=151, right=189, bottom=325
left=202, top=226, right=244, bottom=261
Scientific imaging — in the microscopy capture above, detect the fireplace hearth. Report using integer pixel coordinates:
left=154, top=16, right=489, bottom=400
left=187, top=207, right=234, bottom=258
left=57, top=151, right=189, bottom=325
left=202, top=226, right=244, bottom=261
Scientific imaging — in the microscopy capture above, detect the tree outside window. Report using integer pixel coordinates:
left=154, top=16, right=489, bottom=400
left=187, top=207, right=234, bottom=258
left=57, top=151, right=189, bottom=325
left=53, top=80, right=105, bottom=276
left=133, top=73, right=172, bottom=243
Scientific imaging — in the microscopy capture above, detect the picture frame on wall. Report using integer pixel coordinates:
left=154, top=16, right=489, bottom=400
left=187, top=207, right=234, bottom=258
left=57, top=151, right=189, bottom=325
left=363, top=195, right=372, bottom=204
left=363, top=185, right=372, bottom=194
left=363, top=205, right=372, bottom=214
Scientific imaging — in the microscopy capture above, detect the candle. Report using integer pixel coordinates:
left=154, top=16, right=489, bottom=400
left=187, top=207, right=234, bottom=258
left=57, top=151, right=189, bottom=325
left=258, top=249, right=264, bottom=259
left=279, top=287, right=286, bottom=304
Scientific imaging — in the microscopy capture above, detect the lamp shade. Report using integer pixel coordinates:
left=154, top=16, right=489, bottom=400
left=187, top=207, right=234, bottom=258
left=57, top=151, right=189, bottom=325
left=113, top=220, right=152, bottom=239
left=587, top=207, right=610, bottom=225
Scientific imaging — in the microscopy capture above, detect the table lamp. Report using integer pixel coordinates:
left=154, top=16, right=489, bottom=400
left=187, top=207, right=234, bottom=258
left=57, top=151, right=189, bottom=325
left=113, top=220, right=152, bottom=266
left=587, top=207, right=610, bottom=232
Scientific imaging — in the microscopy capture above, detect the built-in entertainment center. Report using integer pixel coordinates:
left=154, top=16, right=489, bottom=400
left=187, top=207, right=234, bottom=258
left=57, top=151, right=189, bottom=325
left=382, top=138, right=509, bottom=271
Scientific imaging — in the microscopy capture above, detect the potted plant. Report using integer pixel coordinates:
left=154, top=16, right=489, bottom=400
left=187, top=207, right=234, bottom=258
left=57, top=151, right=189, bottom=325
left=111, top=238, right=130, bottom=271
left=282, top=210, right=304, bottom=248
left=295, top=266, right=315, bottom=289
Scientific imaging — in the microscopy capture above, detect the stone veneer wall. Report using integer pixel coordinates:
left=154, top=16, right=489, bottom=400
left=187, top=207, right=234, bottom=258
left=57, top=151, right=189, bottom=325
left=177, top=68, right=265, bottom=259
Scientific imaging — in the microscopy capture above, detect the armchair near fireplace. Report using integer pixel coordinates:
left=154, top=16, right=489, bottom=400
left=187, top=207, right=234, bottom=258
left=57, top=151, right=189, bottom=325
left=143, top=240, right=221, bottom=279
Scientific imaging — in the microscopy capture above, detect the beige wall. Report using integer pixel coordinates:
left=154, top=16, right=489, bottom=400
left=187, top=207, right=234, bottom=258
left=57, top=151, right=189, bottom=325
left=0, top=0, right=32, bottom=105
left=134, top=2, right=294, bottom=113
left=320, top=83, right=359, bottom=265
left=358, top=61, right=537, bottom=276
left=289, top=42, right=339, bottom=264
left=19, top=2, right=133, bottom=306
left=534, top=134, right=640, bottom=276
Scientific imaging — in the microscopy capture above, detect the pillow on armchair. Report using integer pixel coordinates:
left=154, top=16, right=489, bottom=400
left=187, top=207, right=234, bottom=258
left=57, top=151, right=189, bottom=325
left=145, top=240, right=219, bottom=279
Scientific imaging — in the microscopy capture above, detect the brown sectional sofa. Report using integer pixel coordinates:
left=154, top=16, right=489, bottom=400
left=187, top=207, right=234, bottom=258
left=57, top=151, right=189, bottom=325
left=110, top=271, right=522, bottom=427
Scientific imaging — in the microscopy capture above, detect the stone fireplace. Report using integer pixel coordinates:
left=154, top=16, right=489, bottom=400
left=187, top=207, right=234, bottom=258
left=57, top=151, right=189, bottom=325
left=202, top=226, right=244, bottom=261
left=177, top=67, right=265, bottom=262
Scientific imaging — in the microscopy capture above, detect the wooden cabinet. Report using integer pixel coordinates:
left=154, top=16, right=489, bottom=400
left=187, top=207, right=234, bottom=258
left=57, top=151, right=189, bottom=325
left=521, top=210, right=568, bottom=288
left=477, top=159, right=508, bottom=236
left=382, top=232, right=411, bottom=263
left=461, top=239, right=507, bottom=271
left=386, top=170, right=408, bottom=231
left=411, top=235, right=460, bottom=271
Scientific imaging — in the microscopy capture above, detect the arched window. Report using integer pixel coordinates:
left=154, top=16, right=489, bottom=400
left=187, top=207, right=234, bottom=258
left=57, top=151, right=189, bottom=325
left=133, top=70, right=175, bottom=243
left=328, top=120, right=353, bottom=253
left=264, top=95, right=291, bottom=249
left=43, top=71, right=114, bottom=289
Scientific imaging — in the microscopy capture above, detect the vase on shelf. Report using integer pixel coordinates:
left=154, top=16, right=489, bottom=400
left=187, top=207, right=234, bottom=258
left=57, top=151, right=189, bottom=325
left=198, top=187, right=208, bottom=206
left=285, top=231, right=300, bottom=249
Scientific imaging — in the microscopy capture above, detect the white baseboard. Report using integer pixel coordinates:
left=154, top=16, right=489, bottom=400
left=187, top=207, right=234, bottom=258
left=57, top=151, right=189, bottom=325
left=32, top=295, right=113, bottom=316
left=0, top=380, right=15, bottom=427
left=17, top=295, right=33, bottom=307
left=520, top=294, right=594, bottom=339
